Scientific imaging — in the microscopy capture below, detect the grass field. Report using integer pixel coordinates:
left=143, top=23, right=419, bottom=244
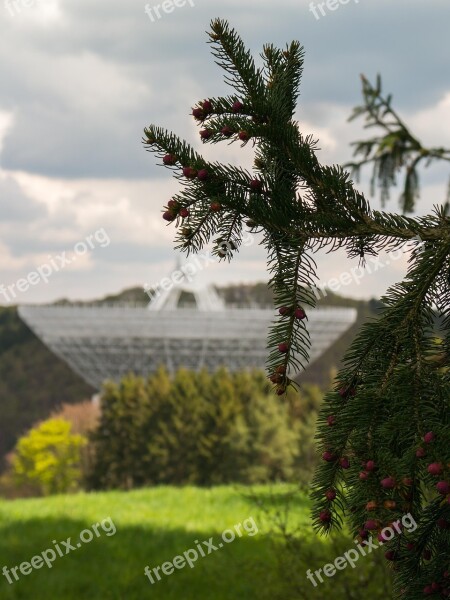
left=0, top=485, right=392, bottom=599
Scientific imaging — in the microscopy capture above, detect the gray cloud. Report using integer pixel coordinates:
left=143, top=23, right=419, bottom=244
left=0, top=0, right=448, bottom=179
left=0, top=0, right=448, bottom=304
left=0, top=176, right=47, bottom=222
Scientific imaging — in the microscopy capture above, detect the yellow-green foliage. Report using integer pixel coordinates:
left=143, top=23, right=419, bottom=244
left=12, top=418, right=86, bottom=496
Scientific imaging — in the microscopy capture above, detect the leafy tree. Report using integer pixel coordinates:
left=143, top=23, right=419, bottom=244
left=12, top=418, right=86, bottom=495
left=143, top=19, right=450, bottom=598
left=88, top=368, right=302, bottom=488
left=150, top=368, right=211, bottom=484
left=87, top=374, right=153, bottom=489
left=51, top=400, right=100, bottom=436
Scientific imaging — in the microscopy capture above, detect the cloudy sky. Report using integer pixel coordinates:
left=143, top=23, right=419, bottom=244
left=0, top=0, right=449, bottom=305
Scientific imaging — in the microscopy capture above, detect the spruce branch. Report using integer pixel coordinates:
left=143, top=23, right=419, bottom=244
left=346, top=74, right=450, bottom=213
left=143, top=21, right=450, bottom=598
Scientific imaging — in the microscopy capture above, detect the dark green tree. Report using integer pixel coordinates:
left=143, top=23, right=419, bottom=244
left=88, top=368, right=300, bottom=488
left=143, top=19, right=450, bottom=599
left=88, top=374, right=152, bottom=489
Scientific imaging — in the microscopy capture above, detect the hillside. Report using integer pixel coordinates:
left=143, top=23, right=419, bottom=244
left=0, top=307, right=94, bottom=468
left=0, top=284, right=381, bottom=466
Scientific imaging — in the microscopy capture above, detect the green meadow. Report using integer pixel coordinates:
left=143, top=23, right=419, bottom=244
left=0, top=485, right=392, bottom=599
